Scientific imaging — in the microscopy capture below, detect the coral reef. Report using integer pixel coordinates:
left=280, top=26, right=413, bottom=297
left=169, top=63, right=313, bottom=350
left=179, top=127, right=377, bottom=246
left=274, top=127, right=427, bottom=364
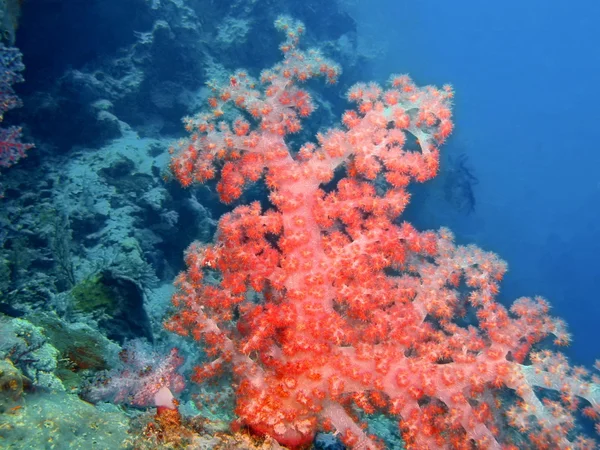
left=1, top=1, right=595, bottom=449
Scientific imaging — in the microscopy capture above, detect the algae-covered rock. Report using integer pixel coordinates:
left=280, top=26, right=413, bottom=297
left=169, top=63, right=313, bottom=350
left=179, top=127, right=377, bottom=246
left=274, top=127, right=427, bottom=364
left=70, top=273, right=117, bottom=314
left=0, top=359, right=23, bottom=413
left=0, top=391, right=131, bottom=449
left=0, top=316, right=64, bottom=391
left=29, top=313, right=120, bottom=391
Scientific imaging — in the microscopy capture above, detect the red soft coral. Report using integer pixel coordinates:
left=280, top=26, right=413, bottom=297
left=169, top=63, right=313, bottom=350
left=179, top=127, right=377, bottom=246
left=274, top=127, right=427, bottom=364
left=165, top=16, right=600, bottom=450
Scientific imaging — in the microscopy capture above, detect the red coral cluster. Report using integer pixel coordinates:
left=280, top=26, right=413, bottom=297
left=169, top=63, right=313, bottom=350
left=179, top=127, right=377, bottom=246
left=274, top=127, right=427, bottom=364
left=166, top=16, right=600, bottom=449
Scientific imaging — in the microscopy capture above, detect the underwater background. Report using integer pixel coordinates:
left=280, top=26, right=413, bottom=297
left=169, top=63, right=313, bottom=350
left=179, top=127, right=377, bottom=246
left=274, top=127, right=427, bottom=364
left=0, top=0, right=599, bottom=448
